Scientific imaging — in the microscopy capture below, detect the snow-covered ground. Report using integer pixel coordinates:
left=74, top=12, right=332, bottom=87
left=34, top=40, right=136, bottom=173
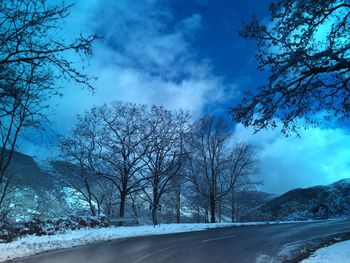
left=0, top=221, right=299, bottom=262
left=301, top=240, right=350, bottom=263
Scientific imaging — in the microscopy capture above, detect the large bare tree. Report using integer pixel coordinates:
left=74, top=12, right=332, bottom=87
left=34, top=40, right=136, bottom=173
left=141, top=106, right=190, bottom=225
left=189, top=116, right=257, bottom=223
left=228, top=143, right=258, bottom=222
left=188, top=116, right=234, bottom=223
left=56, top=110, right=106, bottom=216
left=96, top=102, right=151, bottom=225
left=0, top=0, right=97, bottom=211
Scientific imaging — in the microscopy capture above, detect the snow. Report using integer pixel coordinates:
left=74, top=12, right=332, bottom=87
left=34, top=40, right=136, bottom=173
left=301, top=240, right=350, bottom=263
left=0, top=221, right=299, bottom=262
left=277, top=240, right=306, bottom=259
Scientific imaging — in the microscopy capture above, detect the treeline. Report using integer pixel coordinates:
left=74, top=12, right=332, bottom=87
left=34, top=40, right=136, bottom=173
left=49, top=102, right=258, bottom=225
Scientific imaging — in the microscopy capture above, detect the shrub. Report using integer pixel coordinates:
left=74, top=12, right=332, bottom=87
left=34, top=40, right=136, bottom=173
left=0, top=215, right=111, bottom=243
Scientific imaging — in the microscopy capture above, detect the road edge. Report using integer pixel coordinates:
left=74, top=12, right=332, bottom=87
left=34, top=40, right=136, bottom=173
left=279, top=231, right=350, bottom=262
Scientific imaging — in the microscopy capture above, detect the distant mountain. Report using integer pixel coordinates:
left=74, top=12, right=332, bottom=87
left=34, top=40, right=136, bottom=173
left=231, top=190, right=277, bottom=222
left=237, top=190, right=277, bottom=204
left=2, top=151, right=63, bottom=221
left=5, top=150, right=52, bottom=190
left=235, top=190, right=277, bottom=210
left=241, top=179, right=350, bottom=221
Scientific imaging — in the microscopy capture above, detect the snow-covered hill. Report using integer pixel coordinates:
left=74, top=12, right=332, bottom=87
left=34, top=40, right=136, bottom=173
left=242, top=179, right=350, bottom=221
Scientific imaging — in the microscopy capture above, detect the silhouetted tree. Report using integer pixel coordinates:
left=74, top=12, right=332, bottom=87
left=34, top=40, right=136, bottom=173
left=56, top=110, right=106, bottom=216
left=189, top=116, right=234, bottom=223
left=231, top=0, right=350, bottom=134
left=141, top=107, right=190, bottom=225
left=0, top=0, right=97, bottom=211
left=189, top=116, right=258, bottom=223
left=96, top=102, right=151, bottom=225
left=228, top=143, right=258, bottom=222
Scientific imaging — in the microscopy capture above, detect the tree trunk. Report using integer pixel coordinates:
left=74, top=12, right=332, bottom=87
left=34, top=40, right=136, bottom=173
left=0, top=177, right=11, bottom=210
left=152, top=187, right=159, bottom=226
left=231, top=189, right=235, bottom=222
left=88, top=201, right=96, bottom=216
left=152, top=206, right=158, bottom=226
left=204, top=206, right=209, bottom=223
left=132, top=204, right=139, bottom=225
left=196, top=206, right=200, bottom=223
left=85, top=178, right=96, bottom=216
left=175, top=187, right=181, bottom=223
left=118, top=193, right=126, bottom=226
left=96, top=200, right=101, bottom=215
left=106, top=201, right=112, bottom=217
left=209, top=194, right=216, bottom=223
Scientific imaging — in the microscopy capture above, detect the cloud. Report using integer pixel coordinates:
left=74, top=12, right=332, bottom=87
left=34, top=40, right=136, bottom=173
left=19, top=1, right=350, bottom=195
left=53, top=0, right=228, bottom=126
left=87, top=0, right=201, bottom=76
left=235, top=123, right=350, bottom=194
left=21, top=0, right=231, bottom=157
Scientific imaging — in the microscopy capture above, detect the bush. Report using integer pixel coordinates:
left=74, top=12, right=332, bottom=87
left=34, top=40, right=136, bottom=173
left=0, top=214, right=111, bottom=243
left=0, top=222, right=16, bottom=243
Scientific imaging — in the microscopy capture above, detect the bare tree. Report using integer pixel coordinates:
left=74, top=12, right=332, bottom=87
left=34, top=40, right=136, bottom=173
left=56, top=110, right=105, bottom=216
left=228, top=143, right=258, bottom=222
left=189, top=116, right=233, bottom=223
left=51, top=161, right=108, bottom=216
left=231, top=0, right=350, bottom=134
left=0, top=66, right=50, bottom=210
left=189, top=116, right=248, bottom=223
left=0, top=0, right=97, bottom=211
left=141, top=106, right=190, bottom=225
left=184, top=187, right=209, bottom=223
left=173, top=174, right=183, bottom=223
left=96, top=102, right=152, bottom=225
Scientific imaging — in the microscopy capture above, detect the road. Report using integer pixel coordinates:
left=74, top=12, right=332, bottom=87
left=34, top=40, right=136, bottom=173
left=13, top=219, right=350, bottom=263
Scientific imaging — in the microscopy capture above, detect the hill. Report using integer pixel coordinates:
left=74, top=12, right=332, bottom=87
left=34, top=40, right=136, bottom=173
left=4, top=151, right=52, bottom=190
left=241, top=179, right=350, bottom=221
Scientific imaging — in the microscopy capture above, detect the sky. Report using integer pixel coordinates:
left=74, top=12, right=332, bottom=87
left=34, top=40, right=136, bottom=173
left=21, top=0, right=350, bottom=194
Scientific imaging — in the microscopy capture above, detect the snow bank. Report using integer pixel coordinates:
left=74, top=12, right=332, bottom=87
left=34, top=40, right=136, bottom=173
left=301, top=240, right=350, bottom=263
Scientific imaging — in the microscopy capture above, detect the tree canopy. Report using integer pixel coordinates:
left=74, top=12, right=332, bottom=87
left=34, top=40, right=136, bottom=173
left=0, top=0, right=97, bottom=211
left=231, top=0, right=350, bottom=134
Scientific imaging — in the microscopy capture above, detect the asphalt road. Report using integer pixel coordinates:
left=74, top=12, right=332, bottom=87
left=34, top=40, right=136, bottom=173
left=13, top=219, right=350, bottom=263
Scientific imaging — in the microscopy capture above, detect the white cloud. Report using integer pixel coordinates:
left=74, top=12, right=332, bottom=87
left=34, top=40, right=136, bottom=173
left=50, top=0, right=228, bottom=130
left=21, top=0, right=231, bottom=157
left=235, top=123, right=350, bottom=194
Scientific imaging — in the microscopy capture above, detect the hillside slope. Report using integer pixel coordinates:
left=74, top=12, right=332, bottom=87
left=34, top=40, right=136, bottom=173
left=242, top=179, right=350, bottom=221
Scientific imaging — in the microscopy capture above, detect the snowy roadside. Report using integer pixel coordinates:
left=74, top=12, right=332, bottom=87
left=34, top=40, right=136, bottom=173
left=0, top=221, right=307, bottom=262
left=300, top=240, right=350, bottom=263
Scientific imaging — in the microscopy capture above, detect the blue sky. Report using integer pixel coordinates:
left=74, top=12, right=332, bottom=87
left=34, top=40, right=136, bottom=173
left=20, top=0, right=350, bottom=194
